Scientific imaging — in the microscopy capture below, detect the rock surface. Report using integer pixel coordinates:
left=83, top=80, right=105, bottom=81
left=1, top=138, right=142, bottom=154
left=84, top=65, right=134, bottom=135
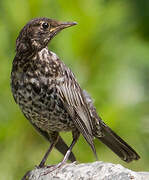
left=22, top=161, right=149, bottom=180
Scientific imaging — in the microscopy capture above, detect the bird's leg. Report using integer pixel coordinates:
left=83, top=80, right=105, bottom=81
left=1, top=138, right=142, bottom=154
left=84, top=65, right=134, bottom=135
left=38, top=132, right=59, bottom=168
left=57, top=130, right=80, bottom=167
left=42, top=130, right=80, bottom=175
left=38, top=142, right=55, bottom=168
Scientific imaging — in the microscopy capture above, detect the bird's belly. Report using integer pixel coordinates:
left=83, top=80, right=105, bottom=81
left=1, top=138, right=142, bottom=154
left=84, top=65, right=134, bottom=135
left=14, top=84, right=75, bottom=132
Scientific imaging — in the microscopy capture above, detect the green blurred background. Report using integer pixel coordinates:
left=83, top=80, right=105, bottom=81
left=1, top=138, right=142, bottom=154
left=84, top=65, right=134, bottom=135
left=0, top=0, right=149, bottom=179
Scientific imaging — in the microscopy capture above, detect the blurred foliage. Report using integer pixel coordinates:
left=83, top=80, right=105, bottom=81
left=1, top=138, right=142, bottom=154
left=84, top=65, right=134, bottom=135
left=0, top=0, right=149, bottom=179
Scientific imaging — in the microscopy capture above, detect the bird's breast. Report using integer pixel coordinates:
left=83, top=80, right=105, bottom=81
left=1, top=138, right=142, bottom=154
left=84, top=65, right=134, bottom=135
left=11, top=48, right=75, bottom=132
left=11, top=69, right=74, bottom=132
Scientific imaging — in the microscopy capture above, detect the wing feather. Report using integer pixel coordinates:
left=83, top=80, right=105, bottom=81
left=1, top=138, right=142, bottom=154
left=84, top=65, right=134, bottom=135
left=56, top=69, right=97, bottom=158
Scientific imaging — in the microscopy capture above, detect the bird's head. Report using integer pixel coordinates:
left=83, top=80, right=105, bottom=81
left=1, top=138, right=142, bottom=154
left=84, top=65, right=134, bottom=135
left=16, top=17, right=77, bottom=53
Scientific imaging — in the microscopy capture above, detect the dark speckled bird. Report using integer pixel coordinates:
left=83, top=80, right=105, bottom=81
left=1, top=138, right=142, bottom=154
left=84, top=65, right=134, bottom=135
left=11, top=17, right=140, bottom=169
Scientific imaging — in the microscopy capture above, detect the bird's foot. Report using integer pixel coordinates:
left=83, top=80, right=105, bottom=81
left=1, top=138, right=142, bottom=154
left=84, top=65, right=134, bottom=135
left=35, top=164, right=49, bottom=169
left=41, top=161, right=66, bottom=176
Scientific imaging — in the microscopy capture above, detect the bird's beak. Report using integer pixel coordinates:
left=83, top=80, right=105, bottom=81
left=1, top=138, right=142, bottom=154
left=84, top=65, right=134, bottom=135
left=59, top=21, right=77, bottom=29
left=49, top=21, right=77, bottom=38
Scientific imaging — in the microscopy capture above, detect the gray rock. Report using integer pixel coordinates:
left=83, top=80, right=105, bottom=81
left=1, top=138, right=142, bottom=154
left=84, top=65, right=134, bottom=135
left=22, top=161, right=149, bottom=180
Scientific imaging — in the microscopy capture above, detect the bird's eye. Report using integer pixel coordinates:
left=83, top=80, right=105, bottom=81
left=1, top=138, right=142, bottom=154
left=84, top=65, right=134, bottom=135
left=42, top=22, right=49, bottom=29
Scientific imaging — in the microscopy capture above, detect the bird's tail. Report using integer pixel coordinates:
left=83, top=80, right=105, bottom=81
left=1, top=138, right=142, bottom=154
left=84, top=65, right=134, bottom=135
left=83, top=89, right=140, bottom=162
left=95, top=121, right=140, bottom=163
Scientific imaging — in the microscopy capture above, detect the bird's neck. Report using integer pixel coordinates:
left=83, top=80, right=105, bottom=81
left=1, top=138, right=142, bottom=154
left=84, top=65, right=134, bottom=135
left=16, top=40, right=46, bottom=59
left=14, top=47, right=61, bottom=77
left=38, top=47, right=61, bottom=68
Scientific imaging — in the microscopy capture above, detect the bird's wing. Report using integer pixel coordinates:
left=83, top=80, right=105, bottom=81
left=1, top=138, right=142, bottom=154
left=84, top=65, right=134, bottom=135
left=56, top=68, right=97, bottom=158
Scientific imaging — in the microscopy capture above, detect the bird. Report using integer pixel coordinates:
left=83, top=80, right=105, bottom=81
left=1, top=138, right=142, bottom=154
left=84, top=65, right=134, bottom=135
left=11, top=17, right=140, bottom=169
